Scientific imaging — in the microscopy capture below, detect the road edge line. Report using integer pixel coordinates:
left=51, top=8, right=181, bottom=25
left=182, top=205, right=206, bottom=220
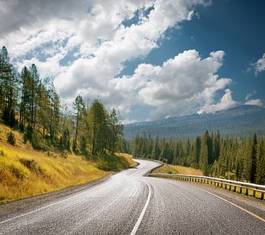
left=200, top=188, right=265, bottom=223
left=130, top=182, right=152, bottom=235
left=0, top=174, right=112, bottom=225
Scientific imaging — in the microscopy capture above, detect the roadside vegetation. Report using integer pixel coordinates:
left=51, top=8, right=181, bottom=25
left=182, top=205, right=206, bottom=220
left=0, top=46, right=135, bottom=203
left=0, top=143, right=107, bottom=203
left=131, top=131, right=265, bottom=184
left=152, top=164, right=203, bottom=176
left=0, top=137, right=135, bottom=203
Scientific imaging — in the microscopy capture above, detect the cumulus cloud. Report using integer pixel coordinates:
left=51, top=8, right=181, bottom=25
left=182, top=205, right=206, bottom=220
left=245, top=99, right=263, bottom=107
left=53, top=0, right=208, bottom=104
left=117, top=50, right=232, bottom=118
left=0, top=0, right=154, bottom=58
left=199, top=89, right=238, bottom=114
left=1, top=0, right=241, bottom=121
left=253, top=53, right=265, bottom=74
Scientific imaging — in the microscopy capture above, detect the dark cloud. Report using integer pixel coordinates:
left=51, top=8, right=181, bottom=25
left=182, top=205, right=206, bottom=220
left=0, top=0, right=87, bottom=35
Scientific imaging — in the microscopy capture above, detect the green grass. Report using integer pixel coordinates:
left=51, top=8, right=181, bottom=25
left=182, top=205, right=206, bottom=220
left=152, top=164, right=203, bottom=176
left=96, top=152, right=136, bottom=171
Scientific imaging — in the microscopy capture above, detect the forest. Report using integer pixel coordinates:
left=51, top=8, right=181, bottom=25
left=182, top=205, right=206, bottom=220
left=131, top=131, right=265, bottom=184
left=0, top=46, right=125, bottom=158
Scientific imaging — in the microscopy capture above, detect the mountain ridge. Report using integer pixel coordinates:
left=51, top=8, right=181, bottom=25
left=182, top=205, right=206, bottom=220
left=124, top=105, right=265, bottom=139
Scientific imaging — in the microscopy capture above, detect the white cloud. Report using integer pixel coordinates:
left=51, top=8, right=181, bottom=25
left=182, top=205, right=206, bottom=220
left=2, top=0, right=240, bottom=121
left=115, top=50, right=232, bottom=118
left=52, top=1, right=208, bottom=106
left=254, top=53, right=265, bottom=74
left=245, top=99, right=263, bottom=107
left=199, top=89, right=238, bottom=114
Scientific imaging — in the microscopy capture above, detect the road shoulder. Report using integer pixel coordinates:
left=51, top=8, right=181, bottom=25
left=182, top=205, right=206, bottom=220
left=0, top=174, right=111, bottom=222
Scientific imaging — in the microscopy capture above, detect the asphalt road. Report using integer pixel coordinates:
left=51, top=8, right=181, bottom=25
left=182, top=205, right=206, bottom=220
left=0, top=160, right=265, bottom=235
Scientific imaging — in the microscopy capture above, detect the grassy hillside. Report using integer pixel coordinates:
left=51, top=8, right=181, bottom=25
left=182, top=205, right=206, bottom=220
left=0, top=125, right=135, bottom=204
left=153, top=164, right=203, bottom=176
left=0, top=123, right=25, bottom=147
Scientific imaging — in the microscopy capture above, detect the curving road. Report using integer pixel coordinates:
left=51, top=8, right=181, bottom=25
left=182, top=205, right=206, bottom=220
left=0, top=160, right=265, bottom=234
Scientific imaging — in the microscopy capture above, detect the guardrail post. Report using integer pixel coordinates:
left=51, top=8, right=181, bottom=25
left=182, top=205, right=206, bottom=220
left=236, top=186, right=242, bottom=193
left=255, top=190, right=263, bottom=199
left=242, top=187, right=247, bottom=195
left=247, top=189, right=254, bottom=196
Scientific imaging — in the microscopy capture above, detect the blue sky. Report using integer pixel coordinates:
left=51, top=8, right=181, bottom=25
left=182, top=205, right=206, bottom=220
left=0, top=0, right=264, bottom=122
left=123, top=0, right=265, bottom=117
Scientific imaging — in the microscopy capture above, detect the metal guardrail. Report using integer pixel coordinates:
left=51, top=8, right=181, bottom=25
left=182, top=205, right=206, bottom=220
left=149, top=173, right=265, bottom=200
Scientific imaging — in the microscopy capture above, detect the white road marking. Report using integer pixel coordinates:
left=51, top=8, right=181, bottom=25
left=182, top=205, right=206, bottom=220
left=200, top=188, right=265, bottom=223
left=0, top=195, right=73, bottom=225
left=0, top=177, right=113, bottom=225
left=130, top=182, right=152, bottom=235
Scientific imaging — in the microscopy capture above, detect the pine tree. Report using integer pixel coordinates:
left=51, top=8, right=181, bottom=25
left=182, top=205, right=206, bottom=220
left=250, top=134, right=258, bottom=183
left=242, top=139, right=252, bottom=182
left=151, top=137, right=160, bottom=160
left=200, top=131, right=209, bottom=175
left=73, top=95, right=85, bottom=153
left=0, top=46, right=18, bottom=127
left=87, top=100, right=108, bottom=155
left=20, top=66, right=34, bottom=140
left=107, top=109, right=123, bottom=153
left=192, top=136, right=201, bottom=168
left=256, top=140, right=265, bottom=184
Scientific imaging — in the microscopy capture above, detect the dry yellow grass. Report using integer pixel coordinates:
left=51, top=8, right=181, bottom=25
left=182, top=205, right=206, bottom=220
left=0, top=143, right=109, bottom=204
left=0, top=123, right=26, bottom=147
left=0, top=124, right=136, bottom=204
left=153, top=164, right=203, bottom=176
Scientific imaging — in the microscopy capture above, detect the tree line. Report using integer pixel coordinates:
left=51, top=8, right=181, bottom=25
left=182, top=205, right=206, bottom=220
left=0, top=46, right=124, bottom=157
left=131, top=131, right=265, bottom=184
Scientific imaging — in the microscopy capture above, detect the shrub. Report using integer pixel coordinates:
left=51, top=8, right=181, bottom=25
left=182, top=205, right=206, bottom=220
left=7, top=131, right=16, bottom=145
left=60, top=150, right=68, bottom=159
left=31, top=131, right=49, bottom=151
left=19, top=159, right=43, bottom=175
left=10, top=164, right=28, bottom=180
left=0, top=149, right=5, bottom=157
left=47, top=151, right=58, bottom=158
left=96, top=153, right=130, bottom=171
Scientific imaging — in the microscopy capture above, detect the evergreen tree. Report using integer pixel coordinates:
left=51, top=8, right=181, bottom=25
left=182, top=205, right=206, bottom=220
left=107, top=109, right=123, bottom=153
left=88, top=100, right=108, bottom=155
left=256, top=140, right=265, bottom=184
left=20, top=66, right=34, bottom=140
left=0, top=46, right=18, bottom=127
left=250, top=134, right=258, bottom=183
left=73, top=95, right=85, bottom=153
left=151, top=137, right=160, bottom=160
left=200, top=131, right=209, bottom=175
left=191, top=136, right=201, bottom=168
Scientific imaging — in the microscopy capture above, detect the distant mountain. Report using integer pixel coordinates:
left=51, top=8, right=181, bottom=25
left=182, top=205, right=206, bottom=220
left=124, top=105, right=265, bottom=139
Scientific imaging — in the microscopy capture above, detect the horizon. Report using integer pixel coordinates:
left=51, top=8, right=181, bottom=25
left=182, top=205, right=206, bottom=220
left=125, top=103, right=265, bottom=124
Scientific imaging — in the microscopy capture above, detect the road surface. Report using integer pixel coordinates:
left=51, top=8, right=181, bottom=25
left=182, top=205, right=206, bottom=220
left=0, top=160, right=265, bottom=234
